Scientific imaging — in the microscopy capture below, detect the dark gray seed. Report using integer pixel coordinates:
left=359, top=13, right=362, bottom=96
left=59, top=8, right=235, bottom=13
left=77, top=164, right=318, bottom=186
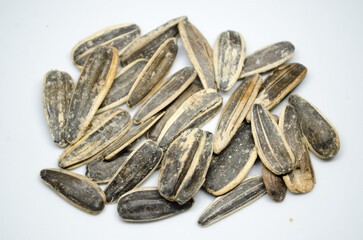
left=104, top=141, right=163, bottom=203
left=205, top=123, right=258, bottom=196
left=117, top=187, right=194, bottom=222
left=198, top=176, right=266, bottom=227
left=178, top=20, right=216, bottom=90
left=127, top=38, right=178, bottom=108
left=251, top=104, right=295, bottom=175
left=120, top=16, right=187, bottom=66
left=261, top=162, right=287, bottom=202
left=65, top=46, right=118, bottom=144
left=42, top=70, right=74, bottom=147
left=214, top=30, right=246, bottom=91
left=40, top=168, right=106, bottom=214
left=280, top=104, right=315, bottom=193
left=134, top=67, right=197, bottom=124
left=289, top=94, right=340, bottom=159
left=240, top=41, right=295, bottom=78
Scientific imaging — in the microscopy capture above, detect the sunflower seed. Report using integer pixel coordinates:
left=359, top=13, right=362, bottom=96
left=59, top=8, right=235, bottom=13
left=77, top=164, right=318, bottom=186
left=97, top=59, right=148, bottom=114
left=134, top=67, right=197, bottom=124
left=261, top=162, right=287, bottom=202
left=251, top=104, right=295, bottom=175
left=147, top=82, right=202, bottom=140
left=159, top=128, right=213, bottom=205
left=117, top=187, right=194, bottom=222
left=58, top=109, right=131, bottom=169
left=104, top=140, right=163, bottom=203
left=42, top=70, right=74, bottom=147
left=280, top=104, right=315, bottom=193
left=214, top=30, right=246, bottom=91
left=240, top=41, right=295, bottom=78
left=271, top=114, right=279, bottom=123
left=65, top=46, right=118, bottom=144
left=289, top=94, right=340, bottom=159
left=120, top=16, right=187, bottom=66
left=213, top=74, right=262, bottom=154
left=71, top=24, right=140, bottom=69
left=40, top=168, right=106, bottom=214
left=205, top=123, right=258, bottom=196
left=157, top=89, right=222, bottom=150
left=178, top=20, right=216, bottom=90
left=127, top=38, right=178, bottom=108
left=198, top=176, right=266, bottom=227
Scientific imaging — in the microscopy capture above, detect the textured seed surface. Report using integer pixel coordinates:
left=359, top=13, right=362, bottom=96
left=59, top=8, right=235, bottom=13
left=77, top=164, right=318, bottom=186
left=158, top=89, right=222, bottom=150
left=261, top=162, right=287, bottom=202
left=289, top=94, right=340, bottom=159
left=159, top=128, right=213, bottom=205
left=147, top=82, right=202, bottom=140
left=40, top=168, right=106, bottom=214
left=213, top=74, right=262, bottom=154
left=65, top=46, right=118, bottom=144
left=97, top=59, right=148, bottom=114
left=198, top=176, right=266, bottom=227
left=214, top=30, right=245, bottom=91
left=179, top=20, right=216, bottom=90
left=280, top=104, right=315, bottom=193
left=240, top=41, right=295, bottom=78
left=251, top=104, right=295, bottom=175
left=72, top=24, right=140, bottom=69
left=134, top=67, right=197, bottom=124
left=117, top=187, right=194, bottom=222
left=120, top=16, right=187, bottom=65
left=127, top=38, right=178, bottom=108
left=104, top=141, right=163, bottom=203
left=205, top=123, right=258, bottom=196
left=42, top=70, right=74, bottom=147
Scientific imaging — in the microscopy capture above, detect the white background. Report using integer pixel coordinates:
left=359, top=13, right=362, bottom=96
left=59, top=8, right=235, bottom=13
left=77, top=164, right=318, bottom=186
left=0, top=0, right=362, bottom=239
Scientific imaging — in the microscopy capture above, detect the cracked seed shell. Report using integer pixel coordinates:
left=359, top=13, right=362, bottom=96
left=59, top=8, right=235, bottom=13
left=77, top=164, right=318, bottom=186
left=261, top=162, right=287, bottom=202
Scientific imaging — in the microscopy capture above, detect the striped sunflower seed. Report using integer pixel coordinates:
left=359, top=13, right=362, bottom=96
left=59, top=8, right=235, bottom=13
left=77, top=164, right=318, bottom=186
left=240, top=41, right=295, bottom=78
left=65, top=46, right=118, bottom=144
left=120, top=16, right=187, bottom=66
left=159, top=128, right=213, bottom=205
left=40, top=168, right=106, bottom=214
left=280, top=104, right=315, bottom=193
left=133, top=67, right=197, bottom=124
left=178, top=20, right=216, bottom=90
left=127, top=38, right=178, bottom=108
left=104, top=140, right=163, bottom=203
left=117, top=187, right=194, bottom=222
left=198, top=176, right=266, bottom=227
left=261, top=162, right=287, bottom=202
left=289, top=94, right=340, bottom=159
left=214, top=30, right=246, bottom=91
left=71, top=24, right=140, bottom=69
left=42, top=70, right=74, bottom=147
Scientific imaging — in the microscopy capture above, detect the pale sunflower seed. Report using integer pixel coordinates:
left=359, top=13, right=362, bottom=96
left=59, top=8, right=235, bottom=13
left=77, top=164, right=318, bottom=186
left=261, top=162, right=287, bottom=202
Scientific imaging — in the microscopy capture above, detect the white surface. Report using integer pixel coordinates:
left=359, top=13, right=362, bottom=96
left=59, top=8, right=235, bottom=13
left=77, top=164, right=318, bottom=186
left=0, top=0, right=362, bottom=239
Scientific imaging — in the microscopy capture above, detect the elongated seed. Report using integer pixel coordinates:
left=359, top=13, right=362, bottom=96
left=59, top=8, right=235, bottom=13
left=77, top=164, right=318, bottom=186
left=261, top=162, right=287, bottom=202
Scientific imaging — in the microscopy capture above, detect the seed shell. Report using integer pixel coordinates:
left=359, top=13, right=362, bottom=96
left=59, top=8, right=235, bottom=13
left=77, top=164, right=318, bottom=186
left=261, top=162, right=287, bottom=202
left=117, top=187, right=194, bottom=222
left=104, top=140, right=163, bottom=203
left=42, top=70, right=74, bottom=147
left=205, top=123, right=258, bottom=196
left=127, top=38, right=178, bottom=108
left=120, top=16, right=187, bottom=66
left=214, top=30, right=246, bottom=91
left=198, top=176, right=266, bottom=227
left=289, top=94, right=340, bottom=159
left=240, top=41, right=295, bottom=78
left=134, top=67, right=197, bottom=124
left=251, top=104, right=295, bottom=175
left=40, top=168, right=106, bottom=214
left=179, top=20, right=216, bottom=90
left=213, top=74, right=262, bottom=154
left=280, top=104, right=315, bottom=193
left=72, top=24, right=140, bottom=69
left=65, top=46, right=118, bottom=144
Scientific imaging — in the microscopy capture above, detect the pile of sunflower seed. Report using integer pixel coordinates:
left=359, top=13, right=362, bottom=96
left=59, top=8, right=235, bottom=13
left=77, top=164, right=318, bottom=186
left=40, top=16, right=340, bottom=227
